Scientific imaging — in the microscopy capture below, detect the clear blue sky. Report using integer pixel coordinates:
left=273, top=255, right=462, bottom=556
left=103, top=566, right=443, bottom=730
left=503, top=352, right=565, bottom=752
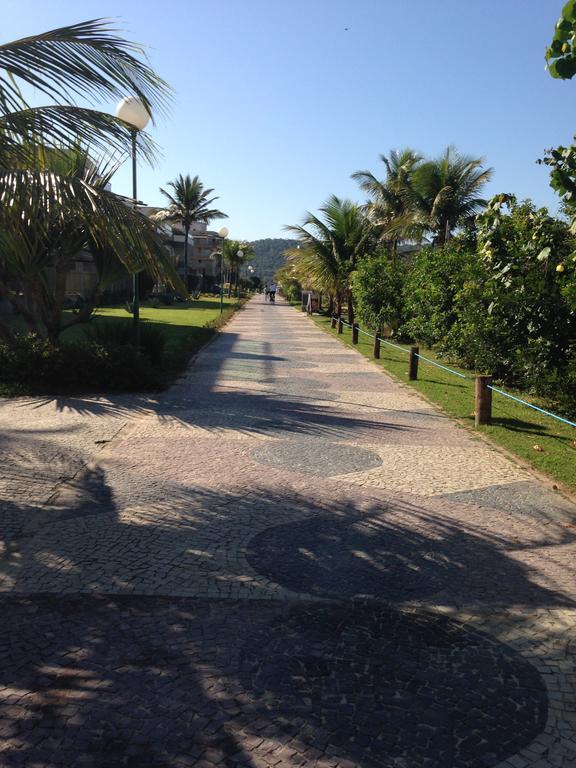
left=4, top=0, right=576, bottom=240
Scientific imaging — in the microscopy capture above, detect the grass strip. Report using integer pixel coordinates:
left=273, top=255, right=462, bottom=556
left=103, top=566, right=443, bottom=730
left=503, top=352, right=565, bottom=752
left=308, top=311, right=576, bottom=492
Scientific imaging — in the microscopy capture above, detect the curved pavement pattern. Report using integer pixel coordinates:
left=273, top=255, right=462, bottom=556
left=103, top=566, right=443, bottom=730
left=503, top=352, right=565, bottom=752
left=0, top=296, right=575, bottom=768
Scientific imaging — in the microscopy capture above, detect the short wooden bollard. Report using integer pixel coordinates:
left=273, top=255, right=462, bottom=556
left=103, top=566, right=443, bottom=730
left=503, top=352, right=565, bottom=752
left=373, top=334, right=381, bottom=359
left=475, top=375, right=493, bottom=426
left=338, top=318, right=344, bottom=334
left=408, top=346, right=419, bottom=380
left=331, top=315, right=337, bottom=329
left=352, top=323, right=359, bottom=344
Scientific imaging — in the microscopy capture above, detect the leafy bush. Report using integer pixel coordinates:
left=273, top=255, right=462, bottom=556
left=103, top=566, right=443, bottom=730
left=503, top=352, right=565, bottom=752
left=0, top=334, right=162, bottom=394
left=396, top=197, right=576, bottom=412
left=402, top=240, right=482, bottom=348
left=352, top=249, right=404, bottom=333
left=88, top=319, right=166, bottom=365
left=450, top=197, right=576, bottom=387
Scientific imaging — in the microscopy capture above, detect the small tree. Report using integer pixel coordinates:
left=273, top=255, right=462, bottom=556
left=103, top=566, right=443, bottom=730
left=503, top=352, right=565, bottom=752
left=402, top=238, right=479, bottom=348
left=447, top=195, right=576, bottom=385
left=351, top=249, right=404, bottom=336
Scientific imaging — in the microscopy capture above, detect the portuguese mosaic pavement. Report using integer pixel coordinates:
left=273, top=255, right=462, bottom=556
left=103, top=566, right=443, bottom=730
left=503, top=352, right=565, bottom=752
left=0, top=297, right=575, bottom=767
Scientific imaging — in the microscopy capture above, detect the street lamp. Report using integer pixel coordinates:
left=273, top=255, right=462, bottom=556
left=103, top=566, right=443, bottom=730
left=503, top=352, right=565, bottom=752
left=116, top=97, right=151, bottom=349
left=218, top=226, right=229, bottom=314
left=234, top=249, right=244, bottom=298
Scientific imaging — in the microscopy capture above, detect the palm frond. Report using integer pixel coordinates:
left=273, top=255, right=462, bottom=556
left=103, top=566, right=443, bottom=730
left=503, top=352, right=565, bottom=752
left=157, top=173, right=227, bottom=227
left=0, top=105, right=159, bottom=167
left=0, top=19, right=172, bottom=118
left=0, top=168, right=184, bottom=292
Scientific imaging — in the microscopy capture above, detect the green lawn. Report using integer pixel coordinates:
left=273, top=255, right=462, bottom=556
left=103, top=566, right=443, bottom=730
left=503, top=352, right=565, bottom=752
left=0, top=296, right=243, bottom=396
left=62, top=296, right=239, bottom=353
left=309, top=311, right=576, bottom=492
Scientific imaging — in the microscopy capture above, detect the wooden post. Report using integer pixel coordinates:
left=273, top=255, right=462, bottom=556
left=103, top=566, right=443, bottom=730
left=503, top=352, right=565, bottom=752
left=373, top=334, right=381, bottom=359
left=352, top=323, right=359, bottom=344
left=408, top=346, right=419, bottom=380
left=331, top=315, right=337, bottom=329
left=475, top=375, right=493, bottom=426
left=338, top=317, right=344, bottom=334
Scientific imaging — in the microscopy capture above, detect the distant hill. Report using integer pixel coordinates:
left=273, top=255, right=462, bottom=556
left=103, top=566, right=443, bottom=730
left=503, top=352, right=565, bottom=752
left=248, top=238, right=298, bottom=282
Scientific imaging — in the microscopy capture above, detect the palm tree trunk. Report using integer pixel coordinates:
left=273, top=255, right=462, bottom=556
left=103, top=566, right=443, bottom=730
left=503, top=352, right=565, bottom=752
left=347, top=289, right=354, bottom=326
left=327, top=295, right=334, bottom=315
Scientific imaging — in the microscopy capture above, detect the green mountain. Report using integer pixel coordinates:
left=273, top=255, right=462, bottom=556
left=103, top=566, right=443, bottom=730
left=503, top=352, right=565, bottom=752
left=248, top=238, right=297, bottom=282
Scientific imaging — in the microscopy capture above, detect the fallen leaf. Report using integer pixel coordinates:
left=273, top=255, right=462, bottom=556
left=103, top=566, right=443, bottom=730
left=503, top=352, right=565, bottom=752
left=533, top=444, right=544, bottom=452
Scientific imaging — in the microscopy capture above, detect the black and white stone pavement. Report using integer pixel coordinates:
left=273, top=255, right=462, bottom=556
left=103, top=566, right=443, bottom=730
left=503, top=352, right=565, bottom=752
left=0, top=297, right=574, bottom=767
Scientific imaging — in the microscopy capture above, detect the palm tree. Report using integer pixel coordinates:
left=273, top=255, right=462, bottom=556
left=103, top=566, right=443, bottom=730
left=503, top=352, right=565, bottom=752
left=0, top=19, right=171, bottom=167
left=352, top=148, right=423, bottom=261
left=0, top=20, right=180, bottom=341
left=0, top=143, right=182, bottom=342
left=286, top=196, right=373, bottom=324
left=222, top=240, right=254, bottom=297
left=154, top=174, right=227, bottom=292
left=409, top=146, right=493, bottom=245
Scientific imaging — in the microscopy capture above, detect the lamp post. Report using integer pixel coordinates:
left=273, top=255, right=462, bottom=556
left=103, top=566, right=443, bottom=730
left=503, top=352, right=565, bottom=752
left=115, top=97, right=151, bottom=349
left=218, top=226, right=229, bottom=314
left=235, top=249, right=244, bottom=298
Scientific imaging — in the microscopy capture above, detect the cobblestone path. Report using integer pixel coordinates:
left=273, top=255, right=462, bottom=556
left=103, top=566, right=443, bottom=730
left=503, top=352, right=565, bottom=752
left=0, top=297, right=575, bottom=767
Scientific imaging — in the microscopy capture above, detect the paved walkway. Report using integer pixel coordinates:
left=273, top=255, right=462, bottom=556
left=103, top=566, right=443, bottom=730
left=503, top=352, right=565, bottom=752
left=0, top=297, right=575, bottom=768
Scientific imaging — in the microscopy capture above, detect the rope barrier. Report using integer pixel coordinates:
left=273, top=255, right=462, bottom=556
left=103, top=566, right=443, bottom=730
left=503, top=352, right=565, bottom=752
left=331, top=315, right=575, bottom=429
left=488, top=385, right=576, bottom=429
left=376, top=336, right=410, bottom=353
left=414, top=353, right=470, bottom=380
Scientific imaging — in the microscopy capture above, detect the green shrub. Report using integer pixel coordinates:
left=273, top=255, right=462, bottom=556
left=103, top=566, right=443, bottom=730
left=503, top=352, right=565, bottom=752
left=352, top=249, right=404, bottom=333
left=448, top=198, right=576, bottom=390
left=88, top=319, right=166, bottom=365
left=402, top=240, right=482, bottom=348
left=0, top=333, right=161, bottom=394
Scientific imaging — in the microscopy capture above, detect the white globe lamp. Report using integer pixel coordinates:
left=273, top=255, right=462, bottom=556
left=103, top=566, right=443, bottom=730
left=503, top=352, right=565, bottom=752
left=115, top=96, right=151, bottom=130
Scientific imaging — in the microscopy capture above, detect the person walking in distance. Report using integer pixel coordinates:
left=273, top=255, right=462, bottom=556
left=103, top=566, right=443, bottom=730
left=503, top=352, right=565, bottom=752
left=268, top=280, right=277, bottom=304
left=264, top=283, right=270, bottom=302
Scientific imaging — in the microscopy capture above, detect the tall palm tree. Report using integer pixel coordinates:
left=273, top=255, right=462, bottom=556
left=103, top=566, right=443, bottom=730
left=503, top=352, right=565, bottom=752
left=352, top=148, right=423, bottom=261
left=154, top=174, right=227, bottom=292
left=286, top=196, right=373, bottom=324
left=0, top=19, right=171, bottom=166
left=409, top=146, right=493, bottom=245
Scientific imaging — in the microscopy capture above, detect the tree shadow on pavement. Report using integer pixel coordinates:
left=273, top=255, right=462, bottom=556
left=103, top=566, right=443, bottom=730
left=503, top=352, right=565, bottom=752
left=0, top=454, right=573, bottom=766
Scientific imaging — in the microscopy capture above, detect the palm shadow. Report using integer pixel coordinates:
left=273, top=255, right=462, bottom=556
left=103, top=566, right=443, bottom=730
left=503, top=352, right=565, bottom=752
left=0, top=468, right=567, bottom=767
